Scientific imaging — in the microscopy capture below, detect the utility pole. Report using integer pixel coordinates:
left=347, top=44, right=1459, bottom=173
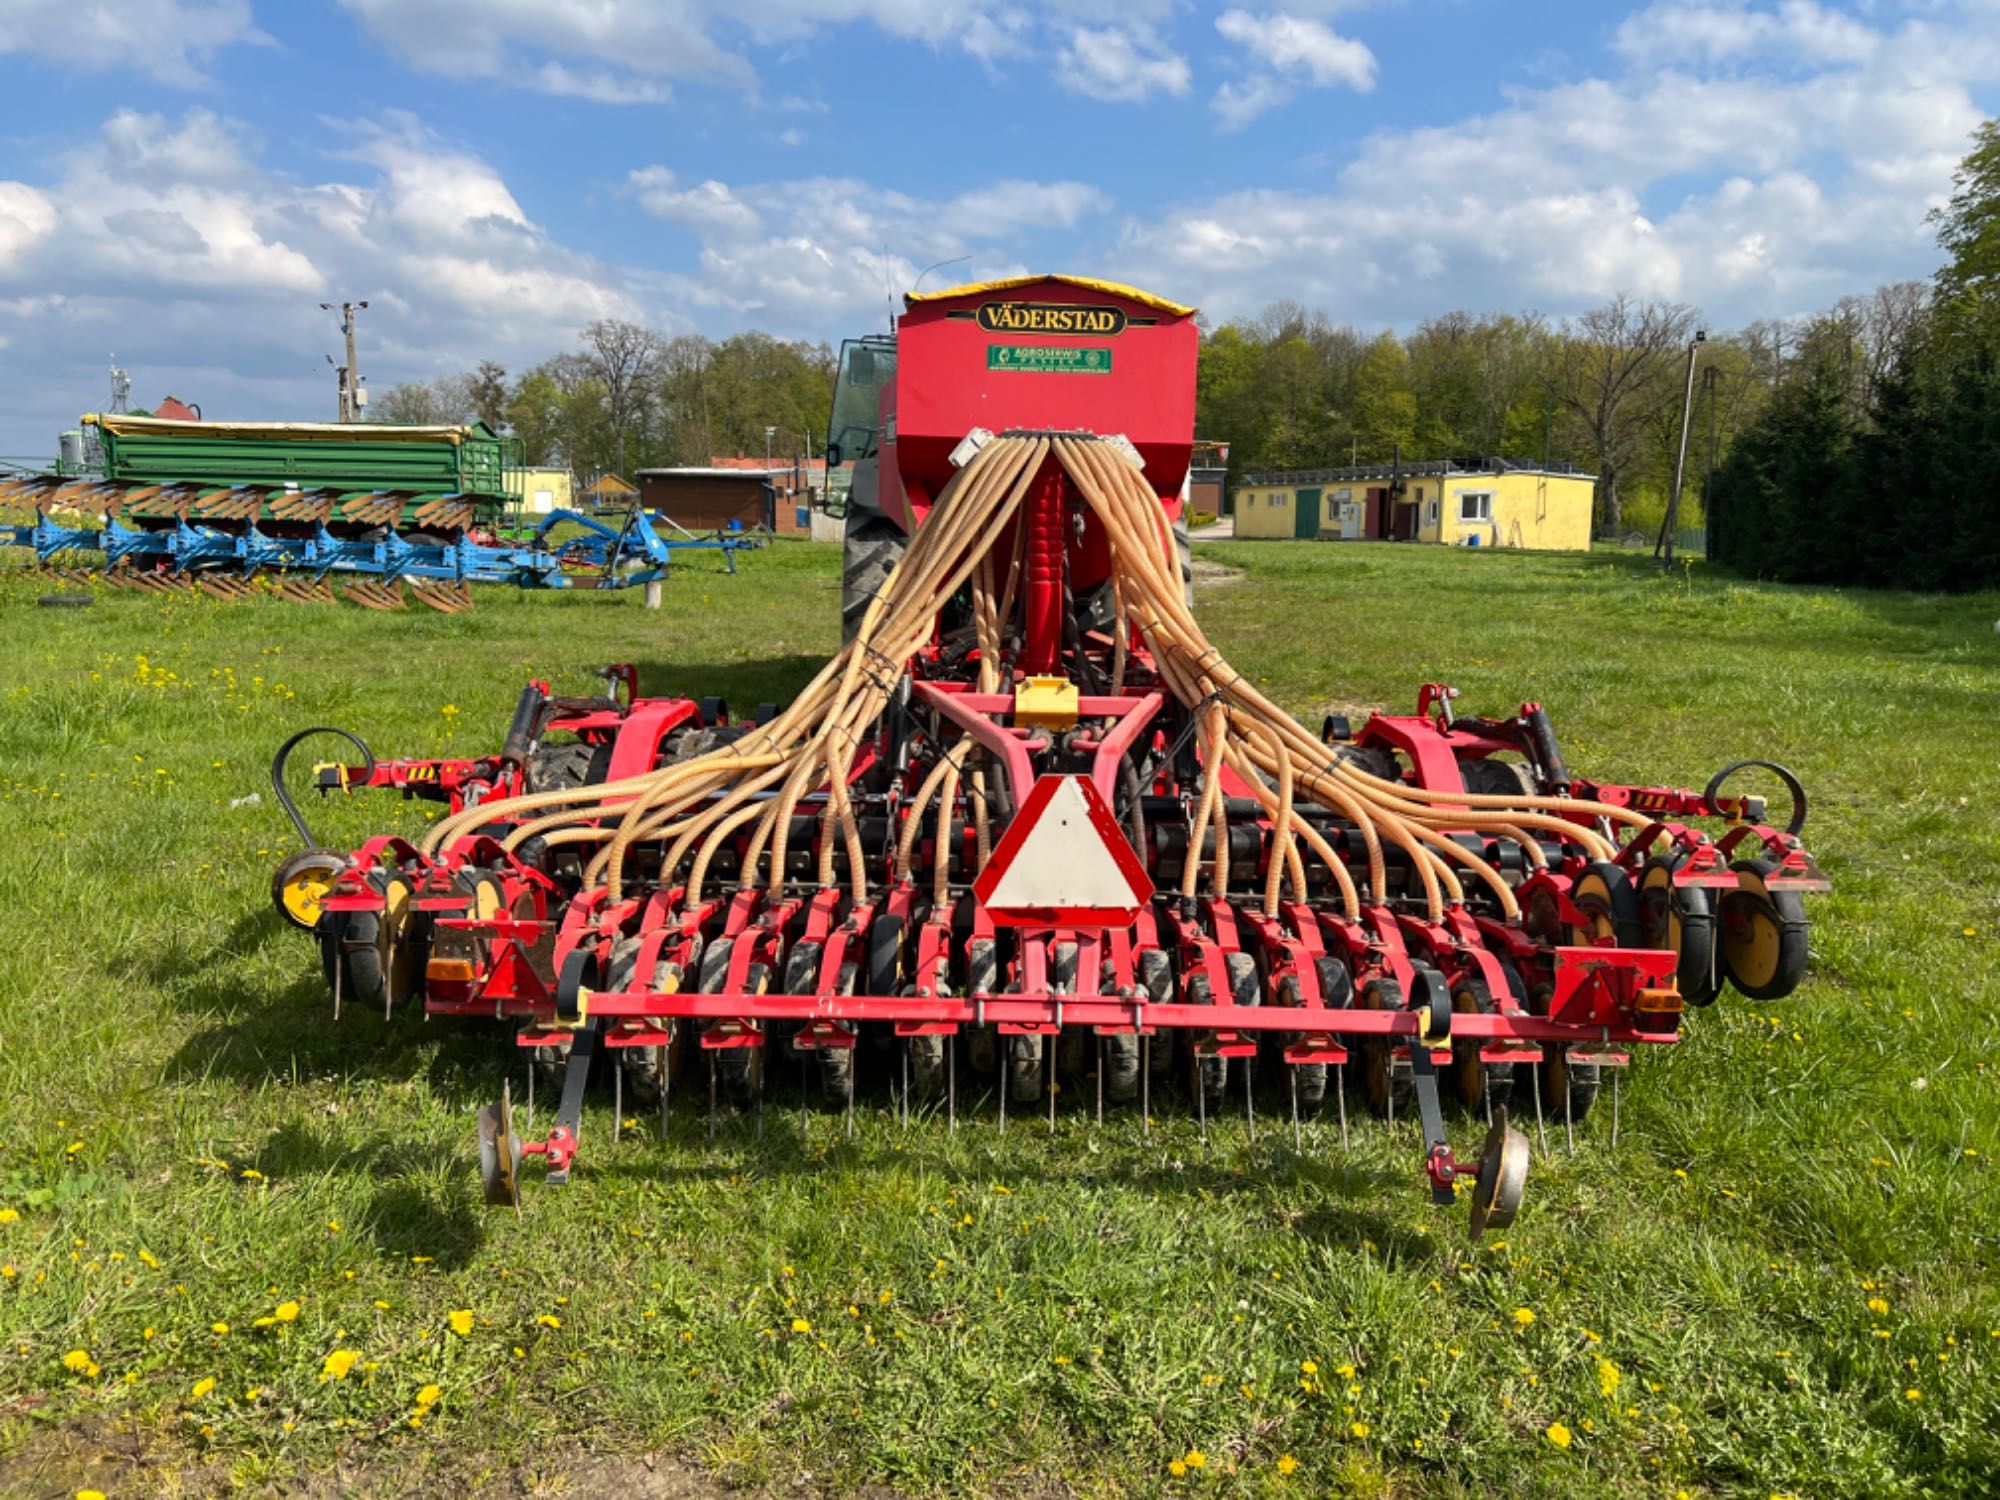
left=320, top=301, right=368, bottom=421
left=1659, top=329, right=1705, bottom=567
left=1702, top=363, right=1721, bottom=561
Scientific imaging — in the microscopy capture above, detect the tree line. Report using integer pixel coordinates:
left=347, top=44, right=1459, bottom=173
left=372, top=325, right=839, bottom=482
left=1711, top=121, right=1999, bottom=590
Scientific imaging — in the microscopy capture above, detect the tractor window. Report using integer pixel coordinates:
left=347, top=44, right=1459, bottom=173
left=825, top=336, right=896, bottom=466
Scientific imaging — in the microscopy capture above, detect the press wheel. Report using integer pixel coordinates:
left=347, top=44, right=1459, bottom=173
left=1448, top=974, right=1514, bottom=1114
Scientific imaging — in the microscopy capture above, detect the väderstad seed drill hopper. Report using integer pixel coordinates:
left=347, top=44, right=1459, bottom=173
left=271, top=275, right=1828, bottom=1236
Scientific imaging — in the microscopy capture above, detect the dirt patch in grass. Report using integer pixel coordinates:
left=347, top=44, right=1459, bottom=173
left=0, top=1418, right=763, bottom=1499
left=1190, top=556, right=1244, bottom=590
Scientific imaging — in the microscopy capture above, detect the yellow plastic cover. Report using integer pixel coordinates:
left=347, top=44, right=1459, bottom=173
left=904, top=274, right=1195, bottom=318
left=82, top=414, right=472, bottom=445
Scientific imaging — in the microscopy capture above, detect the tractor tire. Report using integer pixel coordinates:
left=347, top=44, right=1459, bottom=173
left=527, top=740, right=612, bottom=793
left=1460, top=757, right=1537, bottom=800
left=1332, top=743, right=1402, bottom=784
left=842, top=516, right=907, bottom=645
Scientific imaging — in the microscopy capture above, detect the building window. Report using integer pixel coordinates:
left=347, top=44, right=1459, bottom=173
left=1459, top=492, right=1493, bottom=522
left=1426, top=498, right=1439, bottom=527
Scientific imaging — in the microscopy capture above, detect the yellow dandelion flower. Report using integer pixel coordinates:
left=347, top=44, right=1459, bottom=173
left=1512, top=1307, right=1536, bottom=1328
left=1546, top=1421, right=1572, bottom=1448
left=1351, top=1421, right=1370, bottom=1438
left=1169, top=1461, right=1186, bottom=1477
left=275, top=1300, right=300, bottom=1322
left=448, top=1309, right=474, bottom=1336
left=1335, top=1363, right=1356, bottom=1379
left=1597, top=1358, right=1621, bottom=1397
left=1299, top=1359, right=1318, bottom=1375
left=537, top=1314, right=562, bottom=1329
left=210, top=1322, right=229, bottom=1336
left=320, top=1348, right=360, bottom=1381
left=0, top=1208, right=17, bottom=1224
left=191, top=1376, right=216, bottom=1399
left=791, top=1317, right=812, bottom=1333
left=1867, top=1297, right=1889, bottom=1316
left=1276, top=1454, right=1298, bottom=1475
left=416, top=1383, right=442, bottom=1407
left=1183, top=1450, right=1206, bottom=1469
left=78, top=1490, right=108, bottom=1500
left=1905, top=1388, right=1921, bottom=1402
left=61, top=1349, right=94, bottom=1374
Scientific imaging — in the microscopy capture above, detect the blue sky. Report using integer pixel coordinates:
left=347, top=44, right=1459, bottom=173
left=0, top=0, right=1995, bottom=452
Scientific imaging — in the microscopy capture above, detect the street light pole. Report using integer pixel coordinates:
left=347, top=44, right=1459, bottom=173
left=1660, top=330, right=1705, bottom=568
left=320, top=301, right=368, bottom=421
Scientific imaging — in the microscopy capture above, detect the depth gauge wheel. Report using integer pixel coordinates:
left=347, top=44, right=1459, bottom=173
left=272, top=849, right=344, bottom=931
left=1448, top=974, right=1514, bottom=1115
left=1719, top=857, right=1810, bottom=1000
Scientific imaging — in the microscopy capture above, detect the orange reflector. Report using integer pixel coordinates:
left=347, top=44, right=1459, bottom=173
left=1636, top=987, right=1683, bottom=1014
left=427, top=957, right=477, bottom=984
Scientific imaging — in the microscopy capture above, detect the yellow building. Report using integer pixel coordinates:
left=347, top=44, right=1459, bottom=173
left=1232, top=460, right=1596, bottom=551
left=517, top=467, right=575, bottom=515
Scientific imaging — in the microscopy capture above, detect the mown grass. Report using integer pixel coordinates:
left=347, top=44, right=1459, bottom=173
left=0, top=539, right=1996, bottom=1498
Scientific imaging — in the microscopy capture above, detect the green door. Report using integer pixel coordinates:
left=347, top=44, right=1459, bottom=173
left=1294, top=487, right=1322, bottom=539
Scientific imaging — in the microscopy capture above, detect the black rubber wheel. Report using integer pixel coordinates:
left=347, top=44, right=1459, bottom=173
left=866, top=914, right=905, bottom=999
left=1332, top=743, right=1402, bottom=784
left=1354, top=974, right=1412, bottom=1120
left=526, top=741, right=612, bottom=793
left=841, top=516, right=907, bottom=645
left=1640, top=854, right=1721, bottom=1006
left=964, top=940, right=999, bottom=1076
left=1184, top=970, right=1228, bottom=1115
left=1570, top=861, right=1644, bottom=949
left=1460, top=758, right=1537, bottom=799
left=1448, top=974, right=1514, bottom=1115
left=819, top=963, right=858, bottom=1104
left=1052, top=942, right=1086, bottom=1081
left=1719, top=857, right=1810, bottom=1000
left=322, top=868, right=424, bottom=1016
left=272, top=848, right=345, bottom=931
left=1007, top=1031, right=1044, bottom=1104
left=1538, top=1043, right=1600, bottom=1125
left=1138, top=949, right=1175, bottom=1078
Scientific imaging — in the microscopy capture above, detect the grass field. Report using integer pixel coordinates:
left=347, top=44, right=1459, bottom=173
left=1, top=540, right=1997, bottom=1499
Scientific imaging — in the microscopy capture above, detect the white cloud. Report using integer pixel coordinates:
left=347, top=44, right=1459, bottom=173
left=1120, top=3, right=1995, bottom=328
left=1211, top=10, right=1376, bottom=128
left=0, top=107, right=647, bottom=449
left=630, top=168, right=1113, bottom=328
left=1054, top=24, right=1192, bottom=101
left=0, top=0, right=269, bottom=87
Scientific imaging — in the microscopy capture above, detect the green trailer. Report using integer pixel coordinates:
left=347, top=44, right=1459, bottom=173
left=79, top=413, right=523, bottom=515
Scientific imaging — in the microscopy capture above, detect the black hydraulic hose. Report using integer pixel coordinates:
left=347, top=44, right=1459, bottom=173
left=500, top=684, right=551, bottom=768
left=271, top=726, right=376, bottom=849
left=1523, top=706, right=1570, bottom=792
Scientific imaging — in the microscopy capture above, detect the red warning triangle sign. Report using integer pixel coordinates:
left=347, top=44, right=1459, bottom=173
left=973, top=774, right=1153, bottom=928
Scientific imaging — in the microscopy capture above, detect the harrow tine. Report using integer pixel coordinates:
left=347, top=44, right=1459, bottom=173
left=708, top=1052, right=717, bottom=1141
left=1289, top=1067, right=1300, bottom=1153
left=1612, top=1067, right=1621, bottom=1150
left=1244, top=1058, right=1256, bottom=1147
left=659, top=1040, right=671, bottom=1141
left=1336, top=1062, right=1348, bottom=1151
left=1141, top=1037, right=1151, bottom=1135
left=1095, top=1036, right=1104, bottom=1128
left=614, top=1060, right=622, bottom=1144
left=1565, top=1065, right=1576, bottom=1154
left=999, top=1061, right=1008, bottom=1135
left=526, top=1057, right=534, bottom=1135
left=1533, top=1076, right=1548, bottom=1154
left=1197, top=1054, right=1208, bottom=1146
left=1046, top=1042, right=1055, bottom=1134
left=845, top=1047, right=855, bottom=1141
left=332, top=944, right=342, bottom=1023
left=946, top=1034, right=956, bottom=1133
left=900, top=1043, right=909, bottom=1130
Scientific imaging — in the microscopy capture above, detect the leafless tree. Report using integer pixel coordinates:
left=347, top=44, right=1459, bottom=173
left=1545, top=295, right=1701, bottom=533
left=582, top=318, right=664, bottom=478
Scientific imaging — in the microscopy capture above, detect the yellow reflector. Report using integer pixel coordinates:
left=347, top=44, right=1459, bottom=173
left=1636, top=987, right=1683, bottom=1014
